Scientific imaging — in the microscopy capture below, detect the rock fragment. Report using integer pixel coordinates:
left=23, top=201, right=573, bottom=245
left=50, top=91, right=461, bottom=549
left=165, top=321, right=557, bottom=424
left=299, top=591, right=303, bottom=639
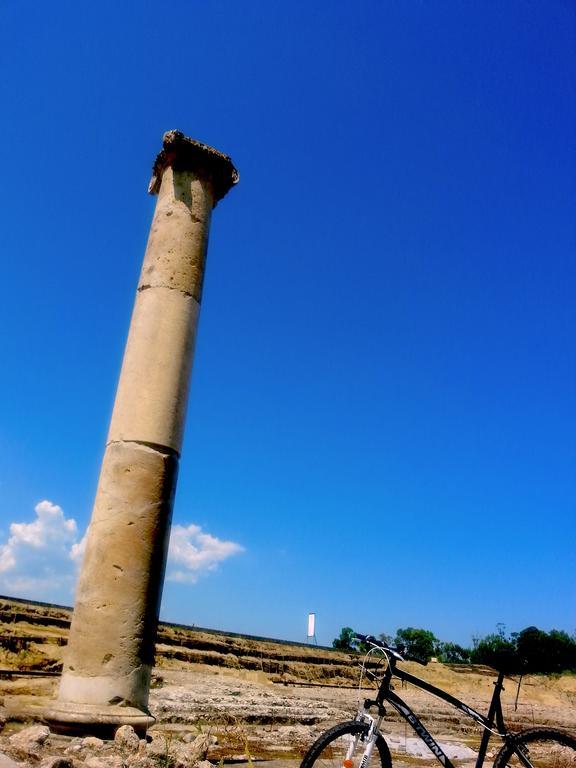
left=8, top=724, right=50, bottom=756
left=0, top=753, right=25, bottom=768
left=39, top=758, right=74, bottom=768
left=114, top=724, right=141, bottom=753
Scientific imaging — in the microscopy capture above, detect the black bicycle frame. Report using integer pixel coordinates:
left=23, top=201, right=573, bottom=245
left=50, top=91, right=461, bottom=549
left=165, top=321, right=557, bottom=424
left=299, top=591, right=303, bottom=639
left=372, top=666, right=509, bottom=768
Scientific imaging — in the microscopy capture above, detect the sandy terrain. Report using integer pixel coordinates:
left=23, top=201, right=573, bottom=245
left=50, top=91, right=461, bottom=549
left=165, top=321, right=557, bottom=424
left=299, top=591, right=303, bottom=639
left=0, top=597, right=575, bottom=766
left=146, top=661, right=576, bottom=764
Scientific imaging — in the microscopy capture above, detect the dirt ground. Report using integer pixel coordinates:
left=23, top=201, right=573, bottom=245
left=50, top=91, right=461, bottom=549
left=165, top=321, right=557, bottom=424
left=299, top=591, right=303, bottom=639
left=147, top=661, right=576, bottom=763
left=1, top=597, right=575, bottom=766
left=3, top=661, right=574, bottom=766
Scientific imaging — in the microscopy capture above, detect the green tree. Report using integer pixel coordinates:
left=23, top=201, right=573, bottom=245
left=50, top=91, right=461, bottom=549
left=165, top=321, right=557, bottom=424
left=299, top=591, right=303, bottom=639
left=516, top=626, right=576, bottom=673
left=333, top=626, right=357, bottom=651
left=470, top=631, right=517, bottom=672
left=394, top=627, right=440, bottom=661
left=437, top=642, right=471, bottom=664
left=470, top=625, right=576, bottom=674
left=515, top=626, right=549, bottom=672
left=547, top=629, right=576, bottom=673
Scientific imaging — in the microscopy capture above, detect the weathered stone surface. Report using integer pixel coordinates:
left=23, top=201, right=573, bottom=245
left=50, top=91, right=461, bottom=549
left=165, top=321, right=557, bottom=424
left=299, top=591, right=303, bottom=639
left=107, top=287, right=200, bottom=451
left=63, top=739, right=82, bottom=756
left=149, top=130, right=238, bottom=202
left=81, top=736, right=104, bottom=749
left=0, top=753, right=23, bottom=768
left=181, top=732, right=213, bottom=761
left=140, top=166, right=214, bottom=300
left=150, top=675, right=347, bottom=727
left=59, top=440, right=177, bottom=708
left=181, top=731, right=217, bottom=747
left=114, top=725, right=140, bottom=753
left=52, top=131, right=237, bottom=730
left=85, top=757, right=123, bottom=768
left=39, top=758, right=74, bottom=768
left=45, top=700, right=154, bottom=735
left=146, top=734, right=211, bottom=768
left=125, top=758, right=155, bottom=768
left=145, top=735, right=170, bottom=762
left=8, top=724, right=50, bottom=751
left=385, top=736, right=477, bottom=760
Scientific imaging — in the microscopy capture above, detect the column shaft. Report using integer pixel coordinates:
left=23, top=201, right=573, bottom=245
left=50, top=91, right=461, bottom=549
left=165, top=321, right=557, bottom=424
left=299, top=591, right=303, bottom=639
left=46, top=132, right=237, bottom=732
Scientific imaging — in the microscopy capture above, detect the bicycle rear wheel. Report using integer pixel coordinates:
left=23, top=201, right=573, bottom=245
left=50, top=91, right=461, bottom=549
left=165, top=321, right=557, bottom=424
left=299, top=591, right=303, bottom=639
left=300, top=720, right=391, bottom=768
left=494, top=728, right=576, bottom=768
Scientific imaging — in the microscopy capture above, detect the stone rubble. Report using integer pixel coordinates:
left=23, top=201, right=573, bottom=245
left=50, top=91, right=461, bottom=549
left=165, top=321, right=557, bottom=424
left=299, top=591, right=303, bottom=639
left=0, top=715, right=482, bottom=768
left=0, top=754, right=23, bottom=768
left=39, top=760, right=73, bottom=768
left=0, top=719, right=481, bottom=768
left=0, top=724, right=218, bottom=768
left=114, top=726, right=141, bottom=753
left=8, top=725, right=50, bottom=751
left=2, top=667, right=574, bottom=767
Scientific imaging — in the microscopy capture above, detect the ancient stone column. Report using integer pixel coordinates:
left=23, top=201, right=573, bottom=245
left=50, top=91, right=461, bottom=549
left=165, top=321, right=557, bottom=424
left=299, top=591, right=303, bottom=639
left=47, top=131, right=238, bottom=732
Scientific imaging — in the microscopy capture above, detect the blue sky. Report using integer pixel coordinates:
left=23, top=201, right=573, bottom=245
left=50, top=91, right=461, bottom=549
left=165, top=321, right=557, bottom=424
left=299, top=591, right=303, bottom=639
left=0, top=1, right=574, bottom=648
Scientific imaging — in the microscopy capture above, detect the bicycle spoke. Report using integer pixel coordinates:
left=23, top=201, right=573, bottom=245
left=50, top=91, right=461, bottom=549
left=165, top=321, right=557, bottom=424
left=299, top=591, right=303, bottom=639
left=497, top=732, right=576, bottom=768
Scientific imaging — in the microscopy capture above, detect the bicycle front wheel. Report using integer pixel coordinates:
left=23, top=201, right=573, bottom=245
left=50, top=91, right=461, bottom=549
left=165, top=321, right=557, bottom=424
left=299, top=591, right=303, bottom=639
left=300, top=720, right=392, bottom=768
left=494, top=728, right=576, bottom=768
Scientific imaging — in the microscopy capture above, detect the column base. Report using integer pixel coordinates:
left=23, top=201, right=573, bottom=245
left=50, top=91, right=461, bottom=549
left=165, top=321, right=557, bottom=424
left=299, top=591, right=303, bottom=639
left=42, top=701, right=155, bottom=738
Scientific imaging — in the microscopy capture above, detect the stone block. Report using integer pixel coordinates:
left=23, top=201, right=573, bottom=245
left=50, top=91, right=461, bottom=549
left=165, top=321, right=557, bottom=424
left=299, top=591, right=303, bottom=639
left=60, top=440, right=177, bottom=708
left=107, top=287, right=200, bottom=452
left=140, top=166, right=214, bottom=302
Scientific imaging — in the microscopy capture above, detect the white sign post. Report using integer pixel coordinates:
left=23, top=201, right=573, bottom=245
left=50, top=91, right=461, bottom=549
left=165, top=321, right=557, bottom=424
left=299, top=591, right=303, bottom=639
left=307, top=612, right=317, bottom=644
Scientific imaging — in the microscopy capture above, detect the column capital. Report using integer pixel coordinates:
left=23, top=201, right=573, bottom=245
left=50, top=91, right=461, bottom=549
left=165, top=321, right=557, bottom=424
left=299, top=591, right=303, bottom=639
left=148, top=130, right=239, bottom=203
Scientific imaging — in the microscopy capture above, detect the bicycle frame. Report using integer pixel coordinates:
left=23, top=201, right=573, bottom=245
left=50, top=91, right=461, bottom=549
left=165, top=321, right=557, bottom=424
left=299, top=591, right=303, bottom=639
left=360, top=661, right=510, bottom=768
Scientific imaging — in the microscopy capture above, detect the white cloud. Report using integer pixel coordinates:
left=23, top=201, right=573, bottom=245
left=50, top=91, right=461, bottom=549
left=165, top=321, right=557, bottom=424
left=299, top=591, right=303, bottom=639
left=8, top=500, right=77, bottom=548
left=0, top=500, right=79, bottom=599
left=0, top=544, right=15, bottom=573
left=167, top=523, right=244, bottom=584
left=0, top=501, right=244, bottom=600
left=70, top=534, right=87, bottom=565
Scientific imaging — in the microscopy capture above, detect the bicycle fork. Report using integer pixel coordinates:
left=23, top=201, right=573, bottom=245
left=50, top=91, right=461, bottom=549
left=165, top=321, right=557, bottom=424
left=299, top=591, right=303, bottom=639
left=345, top=713, right=383, bottom=768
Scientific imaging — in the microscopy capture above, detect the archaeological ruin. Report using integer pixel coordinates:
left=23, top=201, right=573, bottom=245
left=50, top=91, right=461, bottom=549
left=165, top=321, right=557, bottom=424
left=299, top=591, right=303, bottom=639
left=45, top=131, right=238, bottom=731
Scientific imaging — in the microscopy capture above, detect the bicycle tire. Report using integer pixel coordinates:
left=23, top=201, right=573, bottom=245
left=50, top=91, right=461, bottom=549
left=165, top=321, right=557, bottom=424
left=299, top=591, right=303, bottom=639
left=300, top=720, right=392, bottom=768
left=493, top=727, right=576, bottom=768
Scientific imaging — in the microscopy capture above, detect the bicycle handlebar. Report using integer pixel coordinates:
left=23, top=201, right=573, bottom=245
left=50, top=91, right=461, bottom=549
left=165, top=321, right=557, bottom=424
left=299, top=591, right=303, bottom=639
left=354, top=633, right=428, bottom=666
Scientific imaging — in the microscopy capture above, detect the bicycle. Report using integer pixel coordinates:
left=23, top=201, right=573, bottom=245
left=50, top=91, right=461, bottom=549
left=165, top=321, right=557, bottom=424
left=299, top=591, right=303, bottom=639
left=300, top=634, right=576, bottom=768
